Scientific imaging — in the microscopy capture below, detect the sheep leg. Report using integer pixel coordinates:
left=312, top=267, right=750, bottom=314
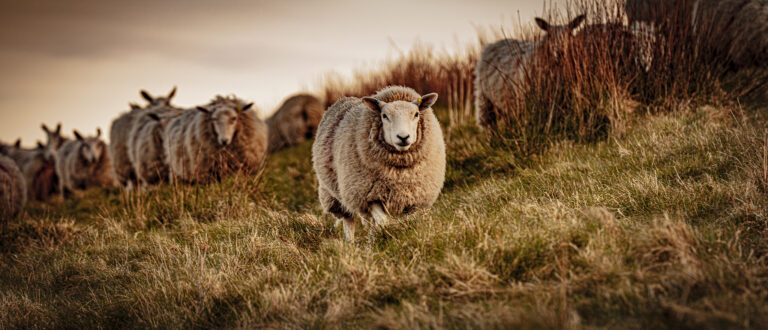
left=339, top=216, right=356, bottom=242
left=370, top=203, right=390, bottom=227
left=474, top=91, right=497, bottom=128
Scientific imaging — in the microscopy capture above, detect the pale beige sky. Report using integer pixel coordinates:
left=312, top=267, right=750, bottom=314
left=0, top=0, right=562, bottom=144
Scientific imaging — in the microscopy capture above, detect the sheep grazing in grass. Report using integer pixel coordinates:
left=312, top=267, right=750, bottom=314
left=127, top=108, right=181, bottom=190
left=0, top=154, right=26, bottom=228
left=109, top=87, right=177, bottom=191
left=312, top=86, right=445, bottom=241
left=474, top=15, right=586, bottom=128
left=266, top=94, right=324, bottom=152
left=165, top=96, right=268, bottom=183
left=56, top=129, right=114, bottom=197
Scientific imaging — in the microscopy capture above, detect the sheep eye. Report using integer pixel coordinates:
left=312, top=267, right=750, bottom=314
left=382, top=114, right=388, bottom=120
left=414, top=113, right=419, bottom=119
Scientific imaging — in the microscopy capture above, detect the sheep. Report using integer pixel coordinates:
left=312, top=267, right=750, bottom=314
left=474, top=15, right=586, bottom=128
left=56, top=129, right=114, bottom=197
left=164, top=95, right=268, bottom=183
left=311, top=86, right=445, bottom=241
left=127, top=107, right=181, bottom=190
left=3, top=139, right=57, bottom=201
left=0, top=154, right=26, bottom=228
left=265, top=94, right=324, bottom=152
left=625, top=0, right=768, bottom=69
left=576, top=22, right=657, bottom=73
left=109, top=87, right=177, bottom=191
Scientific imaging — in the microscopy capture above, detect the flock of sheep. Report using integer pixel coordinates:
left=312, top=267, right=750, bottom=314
left=0, top=88, right=324, bottom=227
left=2, top=0, right=766, bottom=239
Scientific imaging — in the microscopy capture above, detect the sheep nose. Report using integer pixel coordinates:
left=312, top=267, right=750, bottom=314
left=220, top=139, right=230, bottom=146
left=397, top=134, right=410, bottom=143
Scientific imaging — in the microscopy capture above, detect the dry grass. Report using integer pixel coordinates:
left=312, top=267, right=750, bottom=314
left=2, top=103, right=768, bottom=328
left=2, top=0, right=768, bottom=327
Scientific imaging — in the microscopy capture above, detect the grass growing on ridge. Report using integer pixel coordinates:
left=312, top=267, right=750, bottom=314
left=2, top=104, right=767, bottom=328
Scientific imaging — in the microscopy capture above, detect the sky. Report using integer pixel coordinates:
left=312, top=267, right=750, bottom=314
left=0, top=0, right=559, bottom=144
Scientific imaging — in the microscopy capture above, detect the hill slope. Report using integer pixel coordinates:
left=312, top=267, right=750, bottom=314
left=1, top=105, right=767, bottom=329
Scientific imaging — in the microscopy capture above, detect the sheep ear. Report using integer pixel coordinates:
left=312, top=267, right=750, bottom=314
left=56, top=123, right=62, bottom=134
left=535, top=17, right=550, bottom=32
left=140, top=90, right=154, bottom=103
left=74, top=130, right=83, bottom=141
left=148, top=113, right=161, bottom=121
left=167, top=86, right=177, bottom=100
left=568, top=14, right=586, bottom=31
left=13, top=139, right=21, bottom=148
left=37, top=141, right=44, bottom=149
left=96, top=128, right=102, bottom=138
left=362, top=97, right=384, bottom=113
left=418, top=93, right=438, bottom=111
left=241, top=103, right=254, bottom=112
left=197, top=106, right=210, bottom=113
left=42, top=124, right=50, bottom=134
left=130, top=103, right=141, bottom=111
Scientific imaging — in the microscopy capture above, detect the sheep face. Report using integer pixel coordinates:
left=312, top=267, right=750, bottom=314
left=79, top=139, right=103, bottom=164
left=74, top=129, right=104, bottom=164
left=535, top=15, right=586, bottom=60
left=41, top=123, right=63, bottom=162
left=211, top=108, right=239, bottom=147
left=363, top=93, right=438, bottom=152
left=140, top=86, right=177, bottom=107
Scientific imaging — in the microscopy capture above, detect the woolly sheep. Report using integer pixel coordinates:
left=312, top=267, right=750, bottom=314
left=311, top=86, right=445, bottom=241
left=127, top=107, right=181, bottom=190
left=109, top=87, right=177, bottom=191
left=0, top=154, right=26, bottom=227
left=265, top=94, right=324, bottom=152
left=625, top=0, right=768, bottom=68
left=56, top=129, right=114, bottom=197
left=3, top=139, right=57, bottom=201
left=474, top=15, right=586, bottom=128
left=164, top=96, right=268, bottom=183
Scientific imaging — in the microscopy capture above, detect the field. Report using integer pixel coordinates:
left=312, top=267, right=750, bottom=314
left=2, top=97, right=768, bottom=328
left=3, top=0, right=768, bottom=328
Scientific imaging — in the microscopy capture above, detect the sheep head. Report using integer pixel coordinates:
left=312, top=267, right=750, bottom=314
left=74, top=128, right=104, bottom=164
left=140, top=86, right=177, bottom=107
left=41, top=123, right=63, bottom=162
left=535, top=14, right=586, bottom=60
left=363, top=93, right=438, bottom=152
left=198, top=102, right=253, bottom=146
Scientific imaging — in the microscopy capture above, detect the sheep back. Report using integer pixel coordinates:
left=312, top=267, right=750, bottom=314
left=0, top=154, right=26, bottom=221
left=474, top=38, right=537, bottom=128
left=266, top=94, right=324, bottom=152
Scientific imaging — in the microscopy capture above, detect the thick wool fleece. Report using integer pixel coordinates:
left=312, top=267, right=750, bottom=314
left=127, top=106, right=180, bottom=186
left=266, top=94, right=324, bottom=152
left=5, top=146, right=57, bottom=201
left=165, top=97, right=268, bottom=183
left=312, top=86, right=446, bottom=220
left=474, top=38, right=538, bottom=128
left=0, top=154, right=26, bottom=221
left=109, top=109, right=139, bottom=188
left=56, top=138, right=114, bottom=195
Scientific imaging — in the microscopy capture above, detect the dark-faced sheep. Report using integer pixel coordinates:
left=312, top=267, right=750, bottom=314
left=312, top=86, right=445, bottom=241
left=56, top=129, right=114, bottom=197
left=265, top=94, right=324, bottom=152
left=164, top=96, right=268, bottom=183
left=0, top=154, right=26, bottom=229
left=109, top=87, right=177, bottom=191
left=474, top=15, right=586, bottom=128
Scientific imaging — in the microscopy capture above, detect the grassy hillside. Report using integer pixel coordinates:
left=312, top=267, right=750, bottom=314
left=2, top=102, right=767, bottom=328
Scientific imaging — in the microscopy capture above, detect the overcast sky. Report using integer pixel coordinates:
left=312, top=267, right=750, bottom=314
left=0, top=0, right=561, bottom=144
